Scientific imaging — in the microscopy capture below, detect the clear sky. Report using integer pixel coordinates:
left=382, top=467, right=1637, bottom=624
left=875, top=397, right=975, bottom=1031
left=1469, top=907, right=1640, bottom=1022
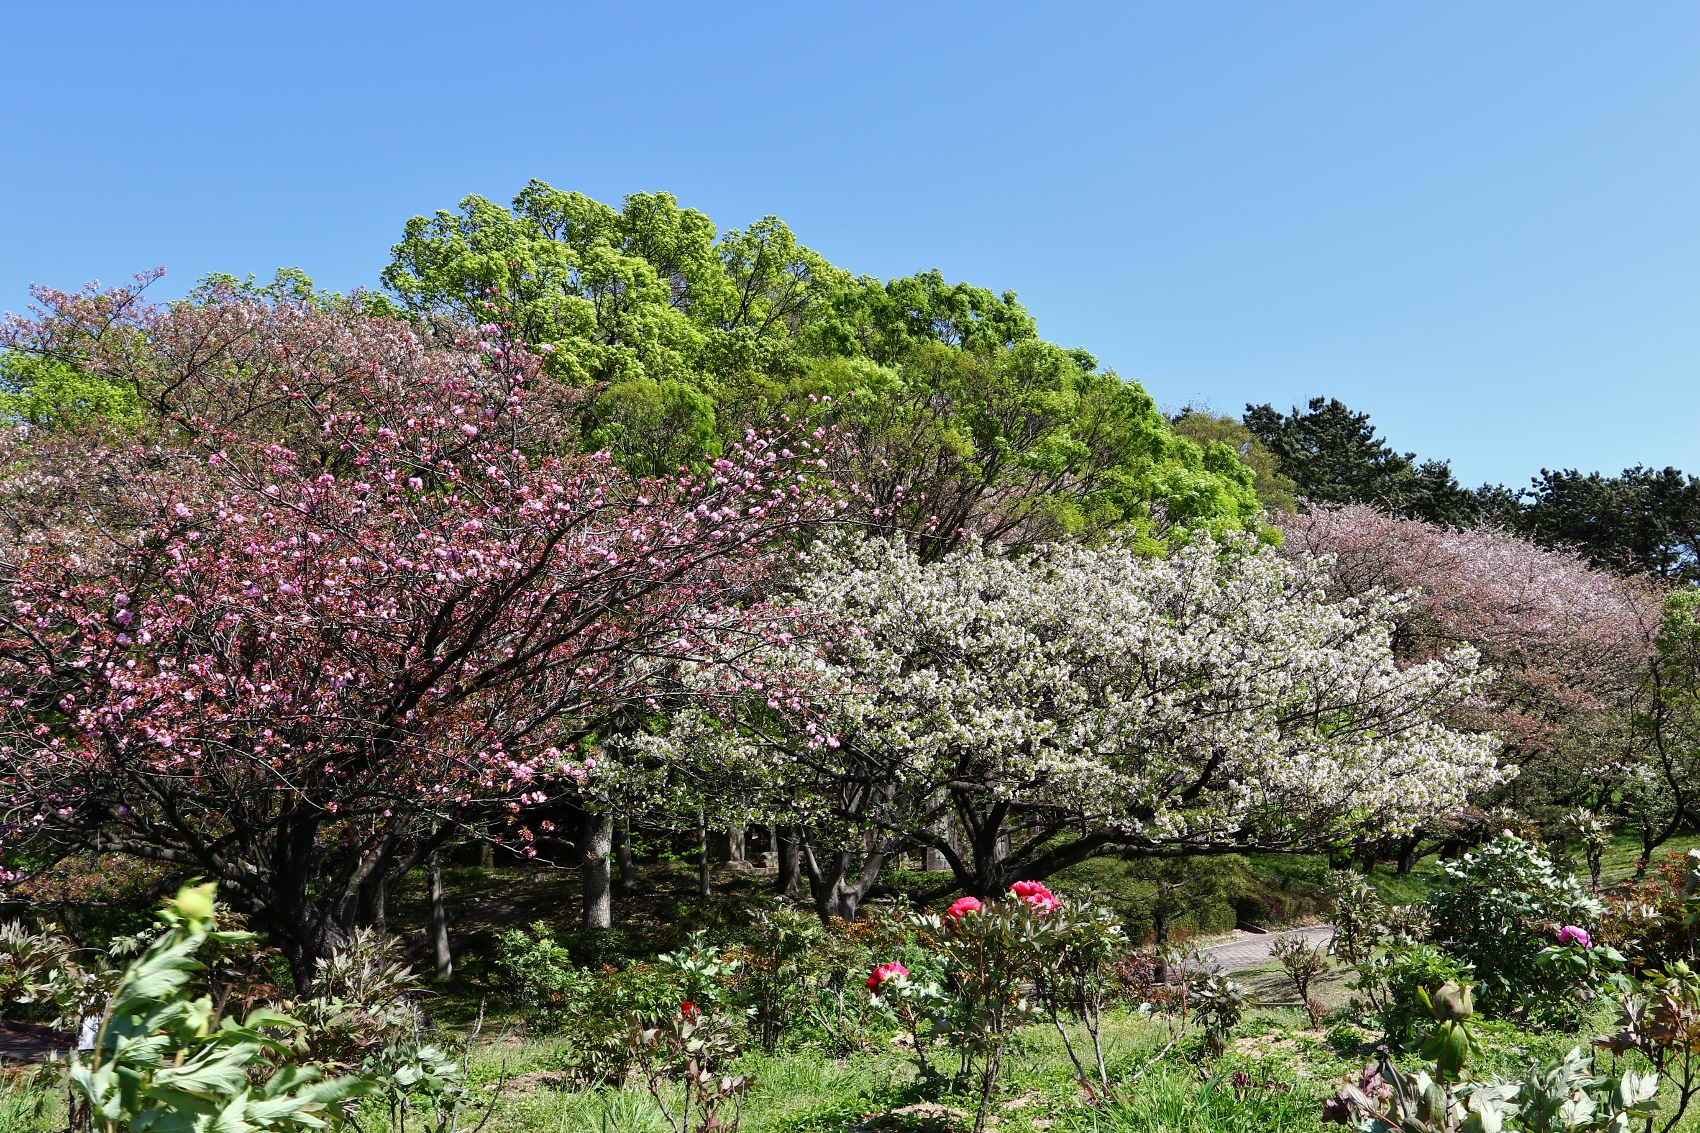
left=2, top=2, right=1694, bottom=489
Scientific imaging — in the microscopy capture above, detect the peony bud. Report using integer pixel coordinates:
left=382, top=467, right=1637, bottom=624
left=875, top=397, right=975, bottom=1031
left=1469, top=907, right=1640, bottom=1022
left=1431, top=980, right=1473, bottom=1021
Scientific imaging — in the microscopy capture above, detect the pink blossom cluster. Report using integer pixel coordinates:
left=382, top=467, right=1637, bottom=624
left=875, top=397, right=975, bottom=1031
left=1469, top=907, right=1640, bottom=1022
left=1009, top=879, right=1060, bottom=913
left=866, top=961, right=909, bottom=990
left=946, top=896, right=982, bottom=919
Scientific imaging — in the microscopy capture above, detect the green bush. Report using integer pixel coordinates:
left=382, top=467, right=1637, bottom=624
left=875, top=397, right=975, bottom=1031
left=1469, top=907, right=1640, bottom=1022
left=1425, top=834, right=1601, bottom=1018
left=1358, top=942, right=1474, bottom=1042
left=494, top=921, right=592, bottom=1033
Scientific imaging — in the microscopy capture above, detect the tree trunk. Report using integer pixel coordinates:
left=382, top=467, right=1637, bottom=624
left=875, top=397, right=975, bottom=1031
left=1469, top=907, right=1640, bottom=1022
left=1396, top=836, right=1420, bottom=877
left=798, top=834, right=886, bottom=921
left=479, top=841, right=495, bottom=868
left=697, top=810, right=712, bottom=898
left=726, top=825, right=745, bottom=863
left=617, top=819, right=638, bottom=892
left=777, top=826, right=800, bottom=896
left=429, top=852, right=452, bottom=979
left=582, top=810, right=614, bottom=931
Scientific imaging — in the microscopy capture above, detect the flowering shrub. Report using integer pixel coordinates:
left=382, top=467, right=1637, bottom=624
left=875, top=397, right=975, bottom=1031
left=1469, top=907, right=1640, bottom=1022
left=1009, top=881, right=1061, bottom=914
left=865, top=960, right=948, bottom=1079
left=927, top=891, right=1054, bottom=1131
left=867, top=961, right=909, bottom=990
left=1028, top=898, right=1126, bottom=1098
left=1426, top=834, right=1602, bottom=1018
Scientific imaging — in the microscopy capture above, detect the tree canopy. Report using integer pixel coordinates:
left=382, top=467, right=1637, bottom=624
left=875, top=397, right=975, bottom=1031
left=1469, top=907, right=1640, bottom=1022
left=382, top=182, right=1266, bottom=557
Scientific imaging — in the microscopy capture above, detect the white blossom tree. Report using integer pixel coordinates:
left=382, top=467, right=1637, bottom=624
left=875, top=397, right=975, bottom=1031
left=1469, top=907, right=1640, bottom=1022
left=650, top=534, right=1505, bottom=916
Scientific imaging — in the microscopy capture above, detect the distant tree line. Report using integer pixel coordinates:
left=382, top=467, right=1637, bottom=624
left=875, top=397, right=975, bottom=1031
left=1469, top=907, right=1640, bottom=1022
left=1175, top=396, right=1700, bottom=585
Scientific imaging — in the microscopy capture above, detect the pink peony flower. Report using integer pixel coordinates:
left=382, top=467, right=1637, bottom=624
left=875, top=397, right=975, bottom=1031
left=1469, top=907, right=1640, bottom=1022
left=1558, top=925, right=1592, bottom=948
left=946, top=896, right=982, bottom=919
left=1010, top=879, right=1061, bottom=913
left=866, top=961, right=909, bottom=990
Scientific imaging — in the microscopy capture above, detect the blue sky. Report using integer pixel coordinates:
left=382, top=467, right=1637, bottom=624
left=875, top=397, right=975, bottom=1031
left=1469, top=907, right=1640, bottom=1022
left=2, top=2, right=1694, bottom=488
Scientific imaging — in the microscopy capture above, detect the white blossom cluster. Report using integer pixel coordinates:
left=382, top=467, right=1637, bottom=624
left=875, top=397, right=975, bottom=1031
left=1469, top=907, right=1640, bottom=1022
left=739, top=534, right=1505, bottom=854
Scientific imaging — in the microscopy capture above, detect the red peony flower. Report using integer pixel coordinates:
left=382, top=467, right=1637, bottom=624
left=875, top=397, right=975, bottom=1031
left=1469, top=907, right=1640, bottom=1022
left=866, top=961, right=910, bottom=990
left=1557, top=925, right=1592, bottom=948
left=1009, top=879, right=1061, bottom=913
left=679, top=1001, right=698, bottom=1016
left=946, top=896, right=983, bottom=919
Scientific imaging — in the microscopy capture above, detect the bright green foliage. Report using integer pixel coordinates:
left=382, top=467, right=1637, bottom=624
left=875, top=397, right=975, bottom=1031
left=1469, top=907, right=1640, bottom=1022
left=1359, top=943, right=1474, bottom=1043
left=802, top=345, right=1262, bottom=558
left=0, top=352, right=142, bottom=429
left=1426, top=835, right=1602, bottom=1018
left=68, top=882, right=370, bottom=1133
left=493, top=921, right=592, bottom=1034
left=1170, top=405, right=1298, bottom=514
left=383, top=181, right=1265, bottom=552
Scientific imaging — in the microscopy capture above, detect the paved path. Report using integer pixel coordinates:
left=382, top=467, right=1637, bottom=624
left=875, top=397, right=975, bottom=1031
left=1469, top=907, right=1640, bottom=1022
left=0, top=1022, right=71, bottom=1064
left=1201, top=924, right=1335, bottom=972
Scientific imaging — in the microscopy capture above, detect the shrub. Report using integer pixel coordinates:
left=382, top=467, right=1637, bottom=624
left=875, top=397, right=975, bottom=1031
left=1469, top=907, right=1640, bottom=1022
left=736, top=908, right=825, bottom=1051
left=1320, top=871, right=1383, bottom=965
left=1356, top=942, right=1474, bottom=1043
left=1187, top=972, right=1253, bottom=1057
left=1272, top=936, right=1330, bottom=1029
left=0, top=920, right=73, bottom=1024
left=284, top=928, right=422, bottom=1070
left=1425, top=833, right=1601, bottom=1017
left=494, top=921, right=592, bottom=1033
left=67, top=883, right=371, bottom=1133
left=1029, top=897, right=1126, bottom=1097
left=1599, top=850, right=1698, bottom=971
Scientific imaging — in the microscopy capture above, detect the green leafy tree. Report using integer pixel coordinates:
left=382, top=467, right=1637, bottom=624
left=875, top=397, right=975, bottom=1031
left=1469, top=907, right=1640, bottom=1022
left=0, top=352, right=142, bottom=429
left=1171, top=404, right=1297, bottom=513
left=383, top=181, right=1266, bottom=553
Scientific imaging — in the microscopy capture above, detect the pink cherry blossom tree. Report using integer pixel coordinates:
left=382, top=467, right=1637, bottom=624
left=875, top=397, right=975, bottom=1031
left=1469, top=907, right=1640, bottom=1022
left=0, top=281, right=842, bottom=986
left=1277, top=504, right=1662, bottom=865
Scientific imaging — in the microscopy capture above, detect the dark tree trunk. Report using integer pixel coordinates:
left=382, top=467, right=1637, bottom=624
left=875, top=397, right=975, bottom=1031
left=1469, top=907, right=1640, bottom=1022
left=582, top=810, right=614, bottom=931
left=429, top=852, right=452, bottom=979
left=799, top=832, right=887, bottom=921
left=777, top=826, right=800, bottom=896
left=1396, top=835, right=1420, bottom=877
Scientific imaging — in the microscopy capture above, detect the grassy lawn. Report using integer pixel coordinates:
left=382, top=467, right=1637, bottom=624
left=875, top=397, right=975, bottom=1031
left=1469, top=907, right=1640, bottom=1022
left=376, top=998, right=1700, bottom=1133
